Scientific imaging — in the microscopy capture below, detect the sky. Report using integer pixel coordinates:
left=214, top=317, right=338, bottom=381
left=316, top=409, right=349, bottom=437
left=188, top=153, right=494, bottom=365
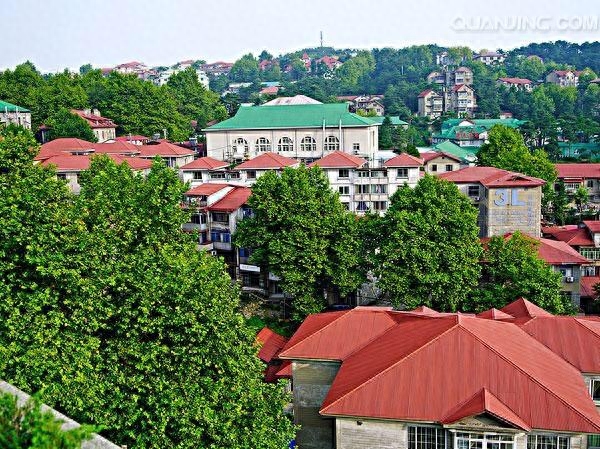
left=2, top=0, right=599, bottom=72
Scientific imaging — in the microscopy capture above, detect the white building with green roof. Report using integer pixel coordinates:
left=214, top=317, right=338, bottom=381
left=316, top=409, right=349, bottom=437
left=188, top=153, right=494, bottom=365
left=203, top=103, right=380, bottom=163
left=0, top=100, right=31, bottom=130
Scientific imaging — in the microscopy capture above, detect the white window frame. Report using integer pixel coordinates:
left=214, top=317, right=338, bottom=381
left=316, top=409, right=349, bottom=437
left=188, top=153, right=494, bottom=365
left=324, top=135, right=340, bottom=152
left=278, top=137, right=294, bottom=152
left=255, top=137, right=271, bottom=152
left=300, top=136, right=316, bottom=152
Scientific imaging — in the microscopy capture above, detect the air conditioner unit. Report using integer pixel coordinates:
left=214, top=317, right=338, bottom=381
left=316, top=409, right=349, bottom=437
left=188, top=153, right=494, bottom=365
left=210, top=250, right=218, bottom=256
left=474, top=196, right=480, bottom=201
left=565, top=276, right=574, bottom=283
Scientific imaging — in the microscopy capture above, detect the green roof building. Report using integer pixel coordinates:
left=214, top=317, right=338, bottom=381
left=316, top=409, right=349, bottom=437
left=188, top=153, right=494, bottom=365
left=203, top=103, right=381, bottom=162
left=432, top=118, right=525, bottom=148
left=0, top=100, right=31, bottom=130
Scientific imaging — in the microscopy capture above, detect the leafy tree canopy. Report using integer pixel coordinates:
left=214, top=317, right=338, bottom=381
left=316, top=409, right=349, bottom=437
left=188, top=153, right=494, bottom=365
left=46, top=108, right=97, bottom=142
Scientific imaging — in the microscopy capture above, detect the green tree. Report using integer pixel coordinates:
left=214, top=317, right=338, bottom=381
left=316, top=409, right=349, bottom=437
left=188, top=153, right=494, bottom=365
left=79, top=64, right=93, bottom=75
left=552, top=180, right=569, bottom=225
left=0, top=133, right=295, bottom=448
left=337, top=51, right=375, bottom=91
left=478, top=125, right=557, bottom=213
left=574, top=185, right=590, bottom=214
left=229, top=53, right=260, bottom=82
left=477, top=232, right=574, bottom=314
left=235, top=166, right=365, bottom=319
left=166, top=67, right=227, bottom=130
left=46, top=108, right=97, bottom=142
left=0, top=391, right=94, bottom=449
left=378, top=116, right=393, bottom=149
left=372, top=175, right=482, bottom=311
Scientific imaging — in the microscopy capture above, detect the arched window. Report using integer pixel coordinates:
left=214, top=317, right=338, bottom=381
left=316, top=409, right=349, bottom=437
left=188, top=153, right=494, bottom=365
left=232, top=138, right=248, bottom=155
left=255, top=137, right=271, bottom=152
left=300, top=136, right=316, bottom=152
left=278, top=137, right=294, bottom=152
left=324, top=135, right=339, bottom=152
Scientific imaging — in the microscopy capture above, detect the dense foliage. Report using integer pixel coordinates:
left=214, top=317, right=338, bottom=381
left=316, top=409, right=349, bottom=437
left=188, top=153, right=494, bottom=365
left=477, top=232, right=574, bottom=314
left=370, top=175, right=483, bottom=311
left=46, top=108, right=97, bottom=142
left=234, top=166, right=365, bottom=320
left=0, top=129, right=294, bottom=448
left=0, top=391, right=94, bottom=449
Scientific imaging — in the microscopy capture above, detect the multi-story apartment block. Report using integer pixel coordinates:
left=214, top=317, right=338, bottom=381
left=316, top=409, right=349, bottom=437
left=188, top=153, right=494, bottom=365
left=417, top=89, right=444, bottom=119
left=555, top=163, right=600, bottom=204
left=440, top=166, right=545, bottom=238
left=203, top=103, right=380, bottom=163
left=0, top=100, right=31, bottom=130
left=447, top=84, right=477, bottom=116
left=278, top=298, right=600, bottom=449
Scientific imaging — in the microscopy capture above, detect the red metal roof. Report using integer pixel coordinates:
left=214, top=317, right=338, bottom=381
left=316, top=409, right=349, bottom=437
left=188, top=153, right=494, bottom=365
left=319, top=313, right=600, bottom=433
left=308, top=151, right=367, bottom=169
left=581, top=276, right=600, bottom=299
left=543, top=227, right=594, bottom=247
left=279, top=307, right=397, bottom=361
left=93, top=142, right=141, bottom=155
left=421, top=151, right=461, bottom=163
left=384, top=153, right=423, bottom=168
left=584, top=220, right=600, bottom=233
left=556, top=164, right=600, bottom=180
left=476, top=308, right=515, bottom=321
left=501, top=297, right=553, bottom=319
left=235, top=152, right=298, bottom=170
left=138, top=142, right=195, bottom=157
left=207, top=187, right=251, bottom=212
left=185, top=183, right=230, bottom=196
left=537, top=236, right=590, bottom=264
left=440, top=167, right=545, bottom=188
left=41, top=154, right=151, bottom=172
left=71, top=109, right=117, bottom=129
left=181, top=157, right=229, bottom=170
left=37, top=138, right=95, bottom=160
left=256, top=327, right=288, bottom=363
left=441, top=388, right=531, bottom=430
left=498, top=77, right=532, bottom=85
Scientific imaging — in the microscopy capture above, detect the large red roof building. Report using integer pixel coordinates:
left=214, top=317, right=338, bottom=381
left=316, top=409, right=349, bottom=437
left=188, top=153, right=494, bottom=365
left=281, top=299, right=600, bottom=449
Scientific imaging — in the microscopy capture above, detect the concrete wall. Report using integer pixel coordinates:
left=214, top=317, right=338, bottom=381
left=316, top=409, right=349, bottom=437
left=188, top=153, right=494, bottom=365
left=293, top=360, right=341, bottom=449
left=336, top=418, right=408, bottom=449
left=205, top=126, right=378, bottom=162
left=484, top=186, right=542, bottom=237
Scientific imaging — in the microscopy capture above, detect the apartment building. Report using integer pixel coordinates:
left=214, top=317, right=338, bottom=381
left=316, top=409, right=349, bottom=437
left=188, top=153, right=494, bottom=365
left=0, top=100, right=31, bottom=130
left=417, top=89, right=444, bottom=119
left=555, top=163, right=600, bottom=204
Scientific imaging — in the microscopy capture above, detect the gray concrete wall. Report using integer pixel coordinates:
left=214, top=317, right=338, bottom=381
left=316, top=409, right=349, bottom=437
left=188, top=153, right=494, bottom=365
left=293, top=361, right=340, bottom=449
left=335, top=418, right=408, bottom=449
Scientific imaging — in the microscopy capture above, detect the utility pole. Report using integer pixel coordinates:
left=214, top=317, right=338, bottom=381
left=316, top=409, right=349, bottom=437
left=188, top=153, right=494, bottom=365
left=320, top=31, right=323, bottom=48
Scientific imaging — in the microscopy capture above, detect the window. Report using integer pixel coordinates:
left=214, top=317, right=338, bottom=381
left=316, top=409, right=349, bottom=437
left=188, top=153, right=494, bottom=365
left=338, top=186, right=349, bottom=195
left=246, top=170, right=256, bottom=179
left=356, top=201, right=369, bottom=212
left=468, top=186, right=480, bottom=197
left=373, top=201, right=387, bottom=211
left=324, top=135, right=340, bottom=152
left=446, top=164, right=454, bottom=172
left=300, top=136, right=316, bottom=152
left=353, top=143, right=360, bottom=152
left=193, top=172, right=203, bottom=180
left=588, top=435, right=600, bottom=449
left=527, top=435, right=569, bottom=449
left=356, top=185, right=369, bottom=194
left=588, top=180, right=594, bottom=188
left=590, top=378, right=600, bottom=401
left=338, top=169, right=349, bottom=178
left=278, top=137, right=293, bottom=152
left=357, top=171, right=370, bottom=178
left=232, top=138, right=249, bottom=155
left=408, top=426, right=446, bottom=449
left=397, top=168, right=409, bottom=178
left=371, top=184, right=387, bottom=194
left=431, top=164, right=438, bottom=172
left=255, top=137, right=271, bottom=152
left=457, top=433, right=514, bottom=449
left=57, top=173, right=67, bottom=180
left=580, top=247, right=600, bottom=261
left=212, top=212, right=229, bottom=223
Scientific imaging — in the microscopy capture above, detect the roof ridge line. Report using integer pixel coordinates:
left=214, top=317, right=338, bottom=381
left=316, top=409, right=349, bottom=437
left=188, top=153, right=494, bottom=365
left=460, top=323, right=600, bottom=430
left=321, top=318, right=459, bottom=414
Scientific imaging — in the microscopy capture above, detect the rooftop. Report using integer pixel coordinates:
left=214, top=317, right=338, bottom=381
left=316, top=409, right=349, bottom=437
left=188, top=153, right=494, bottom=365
left=207, top=186, right=252, bottom=212
left=234, top=152, right=298, bottom=170
left=439, top=166, right=545, bottom=188
left=180, top=157, right=229, bottom=171
left=308, top=151, right=368, bottom=169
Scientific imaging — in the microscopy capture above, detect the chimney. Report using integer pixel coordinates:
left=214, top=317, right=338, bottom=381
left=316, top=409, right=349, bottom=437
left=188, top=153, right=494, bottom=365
left=92, top=108, right=101, bottom=117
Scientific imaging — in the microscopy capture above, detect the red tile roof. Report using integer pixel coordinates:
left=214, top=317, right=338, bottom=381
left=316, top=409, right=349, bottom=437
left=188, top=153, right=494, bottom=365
left=71, top=109, right=117, bottom=129
left=317, top=312, right=600, bottom=432
left=93, top=142, right=141, bottom=155
left=37, top=138, right=95, bottom=160
left=185, top=183, right=230, bottom=196
left=41, top=154, right=151, bottom=172
left=498, top=77, right=532, bottom=85
left=259, top=86, right=279, bottom=95
left=556, top=163, right=600, bottom=180
left=235, top=152, right=298, bottom=170
left=114, top=135, right=148, bottom=142
left=440, top=167, right=545, bottom=188
left=308, top=151, right=367, bottom=169
left=256, top=327, right=288, bottom=364
left=207, top=187, right=251, bottom=212
left=383, top=153, right=423, bottom=167
left=138, top=142, right=195, bottom=157
left=537, top=236, right=590, bottom=264
left=181, top=157, right=229, bottom=170
left=418, top=89, right=434, bottom=98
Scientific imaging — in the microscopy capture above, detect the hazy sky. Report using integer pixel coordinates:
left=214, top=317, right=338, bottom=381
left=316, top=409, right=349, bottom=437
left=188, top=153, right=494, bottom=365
left=3, top=0, right=599, bottom=72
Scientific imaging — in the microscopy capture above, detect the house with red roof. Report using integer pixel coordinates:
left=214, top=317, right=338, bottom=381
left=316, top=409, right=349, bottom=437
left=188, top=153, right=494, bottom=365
left=421, top=151, right=462, bottom=174
left=234, top=152, right=299, bottom=184
left=71, top=109, right=117, bottom=142
left=555, top=163, right=600, bottom=205
left=180, top=157, right=230, bottom=186
left=417, top=89, right=444, bottom=119
left=255, top=327, right=291, bottom=384
left=440, top=167, right=545, bottom=237
left=546, top=70, right=582, bottom=87
left=137, top=141, right=195, bottom=167
left=281, top=299, right=600, bottom=449
left=497, top=77, right=533, bottom=91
